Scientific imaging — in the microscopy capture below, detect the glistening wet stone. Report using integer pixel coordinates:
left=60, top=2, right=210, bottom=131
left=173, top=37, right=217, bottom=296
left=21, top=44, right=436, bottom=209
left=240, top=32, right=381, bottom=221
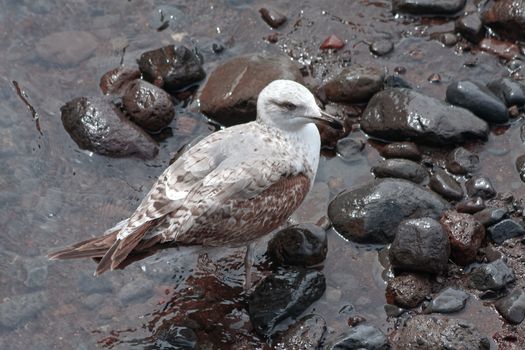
left=275, top=314, right=326, bottom=350
left=99, top=66, right=141, bottom=95
left=446, top=147, right=480, bottom=175
left=455, top=13, right=485, bottom=43
left=330, top=324, right=389, bottom=350
left=495, top=288, right=525, bottom=324
left=248, top=268, right=326, bottom=337
left=370, top=39, right=394, bottom=56
left=440, top=210, right=485, bottom=265
left=386, top=272, right=431, bottom=308
left=456, top=197, right=485, bottom=214
left=379, top=142, right=421, bottom=161
left=466, top=175, right=496, bottom=199
left=259, top=7, right=287, bottom=28
left=446, top=80, right=509, bottom=124
left=361, top=88, right=488, bottom=145
left=429, top=168, right=464, bottom=201
left=323, top=66, right=385, bottom=103
left=154, top=324, right=198, bottom=349
left=328, top=179, right=448, bottom=243
left=487, top=218, right=525, bottom=244
left=473, top=207, right=508, bottom=226
left=429, top=287, right=469, bottom=313
left=487, top=78, right=525, bottom=107
left=469, top=259, right=515, bottom=291
left=389, top=217, right=450, bottom=274
left=392, top=0, right=466, bottom=15
left=61, top=96, right=159, bottom=159
left=372, top=158, right=429, bottom=184
left=482, top=0, right=525, bottom=42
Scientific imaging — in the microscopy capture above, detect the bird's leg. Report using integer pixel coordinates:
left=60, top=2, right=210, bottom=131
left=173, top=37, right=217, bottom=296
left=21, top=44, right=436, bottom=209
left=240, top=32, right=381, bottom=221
left=244, top=242, right=256, bottom=291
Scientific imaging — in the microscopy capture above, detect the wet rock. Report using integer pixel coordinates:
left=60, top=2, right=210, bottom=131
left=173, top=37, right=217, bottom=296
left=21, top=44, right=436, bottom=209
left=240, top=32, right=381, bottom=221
left=122, top=79, right=175, bottom=132
left=199, top=54, right=303, bottom=126
left=429, top=168, right=463, bottom=201
left=430, top=287, right=469, bottom=313
left=440, top=210, right=485, bottom=265
left=336, top=136, right=365, bottom=160
left=456, top=197, right=485, bottom=214
left=430, top=32, right=458, bottom=47
left=384, top=75, right=412, bottom=89
left=248, top=268, right=326, bottom=336
left=117, top=277, right=154, bottom=304
left=393, top=315, right=490, bottom=350
left=36, top=31, right=98, bottom=66
left=99, top=67, right=141, bottom=95
left=482, top=0, right=525, bottom=42
left=259, top=7, right=287, bottom=28
left=328, top=179, right=448, bottom=243
left=61, top=96, right=159, bottom=159
left=372, top=158, right=429, bottom=184
left=320, top=35, right=345, bottom=50
left=380, top=142, right=421, bottom=161
left=77, top=272, right=113, bottom=294
left=361, top=88, right=489, bottom=145
left=386, top=273, right=431, bottom=308
left=155, top=324, right=198, bottom=349
left=23, top=257, right=48, bottom=289
left=370, top=40, right=394, bottom=56
left=466, top=175, right=496, bottom=199
left=479, top=38, right=521, bottom=60
left=427, top=73, right=441, bottom=84
left=495, top=288, right=525, bottom=324
left=211, top=42, right=224, bottom=54
left=392, top=0, right=466, bottom=15
left=446, top=147, right=480, bottom=175
left=516, top=154, right=525, bottom=181
left=446, top=80, right=509, bottom=124
left=138, top=45, right=205, bottom=91
left=487, top=78, right=525, bottom=107
left=473, top=207, right=508, bottom=226
left=323, top=66, right=385, bottom=104
left=455, top=13, right=485, bottom=43
left=291, top=182, right=330, bottom=228
left=267, top=224, right=327, bottom=267
left=331, top=324, right=389, bottom=350
left=275, top=314, right=326, bottom=350
left=389, top=217, right=450, bottom=274
left=470, top=259, right=515, bottom=291
left=487, top=219, right=525, bottom=244
left=0, top=292, right=47, bottom=330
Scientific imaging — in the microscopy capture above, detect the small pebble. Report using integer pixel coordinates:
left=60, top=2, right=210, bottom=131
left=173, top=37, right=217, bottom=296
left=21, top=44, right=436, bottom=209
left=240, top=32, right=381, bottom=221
left=370, top=39, right=394, bottom=56
left=259, top=7, right=287, bottom=29
left=320, top=35, right=344, bottom=50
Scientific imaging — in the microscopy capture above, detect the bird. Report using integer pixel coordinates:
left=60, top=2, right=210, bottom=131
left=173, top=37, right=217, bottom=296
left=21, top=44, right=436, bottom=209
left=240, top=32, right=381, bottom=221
left=48, top=79, right=342, bottom=289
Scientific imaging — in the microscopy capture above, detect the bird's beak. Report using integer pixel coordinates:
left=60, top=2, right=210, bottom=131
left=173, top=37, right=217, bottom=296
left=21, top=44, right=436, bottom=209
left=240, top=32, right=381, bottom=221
left=308, top=109, right=344, bottom=130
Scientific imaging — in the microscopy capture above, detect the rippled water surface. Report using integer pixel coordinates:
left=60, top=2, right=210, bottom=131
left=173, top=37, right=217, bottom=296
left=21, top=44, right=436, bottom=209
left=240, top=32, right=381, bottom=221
left=1, top=0, right=523, bottom=348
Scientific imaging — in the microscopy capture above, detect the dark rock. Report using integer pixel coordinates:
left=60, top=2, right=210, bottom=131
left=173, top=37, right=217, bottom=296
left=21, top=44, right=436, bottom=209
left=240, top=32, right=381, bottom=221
left=211, top=42, right=224, bottom=54
left=199, top=54, right=303, bottom=126
left=370, top=40, right=394, bottom=56
left=361, top=88, right=489, bottom=145
left=488, top=219, right=525, bottom=244
left=36, top=31, right=98, bottom=66
left=440, top=210, right=485, bottom=265
left=466, top=175, right=496, bottom=199
left=275, top=314, right=326, bottom=350
left=473, top=207, right=508, bottom=226
left=470, top=259, right=515, bottom=291
left=392, top=0, right=466, bottom=15
left=380, top=142, right=421, bottom=161
left=155, top=324, right=198, bottom=349
left=446, top=147, right=480, bottom=175
left=446, top=80, right=509, bottom=124
left=429, top=168, right=464, bottom=201
left=487, top=78, right=525, bottom=107
left=386, top=273, right=431, bottom=308
left=372, top=158, right=429, bottom=184
left=389, top=218, right=450, bottom=274
left=328, top=179, right=448, bottom=243
left=259, top=7, right=287, bottom=28
left=99, top=67, right=141, bottom=95
left=431, top=32, right=458, bottom=47
left=248, top=268, right=326, bottom=336
left=456, top=197, right=485, bottom=214
left=336, top=136, right=365, bottom=160
left=117, top=277, right=154, bottom=304
left=384, top=75, right=412, bottom=89
left=320, top=35, right=345, bottom=50
left=122, top=79, right=175, bottom=132
left=384, top=304, right=405, bottom=317
left=495, top=288, right=525, bottom=324
left=267, top=224, right=327, bottom=267
left=0, top=292, right=47, bottom=330
left=323, top=66, right=385, bottom=104
left=455, top=13, right=485, bottom=43
left=393, top=315, right=490, bottom=350
left=138, top=45, right=205, bottom=91
left=479, top=38, right=521, bottom=60
left=61, top=96, right=159, bottom=159
left=430, top=287, right=469, bottom=313
left=482, top=0, right=525, bottom=42
left=331, top=324, right=389, bottom=350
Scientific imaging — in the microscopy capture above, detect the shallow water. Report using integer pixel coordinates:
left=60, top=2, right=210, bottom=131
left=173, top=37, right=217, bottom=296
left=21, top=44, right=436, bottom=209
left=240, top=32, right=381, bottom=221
left=1, top=0, right=523, bottom=348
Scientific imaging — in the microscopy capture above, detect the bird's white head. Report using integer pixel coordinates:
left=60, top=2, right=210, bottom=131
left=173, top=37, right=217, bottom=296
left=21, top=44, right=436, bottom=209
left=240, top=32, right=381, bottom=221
left=256, top=80, right=342, bottom=131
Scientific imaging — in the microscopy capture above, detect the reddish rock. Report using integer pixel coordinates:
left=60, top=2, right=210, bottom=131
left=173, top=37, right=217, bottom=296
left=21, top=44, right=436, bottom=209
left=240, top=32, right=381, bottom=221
left=440, top=210, right=485, bottom=266
left=482, top=0, right=525, bottom=42
left=320, top=35, right=345, bottom=50
left=259, top=7, right=287, bottom=28
left=99, top=67, right=141, bottom=95
left=323, top=66, right=385, bottom=103
left=479, top=38, right=520, bottom=60
left=386, top=273, right=431, bottom=308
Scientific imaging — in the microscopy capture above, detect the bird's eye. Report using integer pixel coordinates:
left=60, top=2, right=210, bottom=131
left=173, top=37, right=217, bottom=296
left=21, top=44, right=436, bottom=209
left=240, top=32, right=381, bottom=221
left=281, top=102, right=297, bottom=110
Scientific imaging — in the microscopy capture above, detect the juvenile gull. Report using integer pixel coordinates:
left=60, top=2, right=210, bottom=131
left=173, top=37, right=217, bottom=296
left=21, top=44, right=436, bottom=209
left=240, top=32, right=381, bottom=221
left=49, top=79, right=342, bottom=288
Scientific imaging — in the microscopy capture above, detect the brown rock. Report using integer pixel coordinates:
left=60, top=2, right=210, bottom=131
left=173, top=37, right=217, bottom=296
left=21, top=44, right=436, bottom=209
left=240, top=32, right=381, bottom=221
left=323, top=66, right=385, bottom=104
left=482, top=0, right=525, bottom=42
left=259, top=7, right=287, bottom=28
left=479, top=38, right=520, bottom=60
left=386, top=273, right=431, bottom=308
left=380, top=142, right=422, bottom=161
left=199, top=54, right=303, bottom=126
left=440, top=210, right=485, bottom=266
left=99, top=67, right=141, bottom=95
left=36, top=31, right=98, bottom=66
